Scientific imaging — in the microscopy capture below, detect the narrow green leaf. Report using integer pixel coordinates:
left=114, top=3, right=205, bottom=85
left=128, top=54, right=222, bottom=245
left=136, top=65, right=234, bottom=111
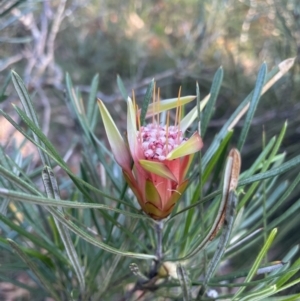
left=0, top=146, right=14, bottom=213
left=201, top=66, right=223, bottom=136
left=42, top=167, right=85, bottom=292
left=239, top=121, right=287, bottom=209
left=140, top=79, right=154, bottom=126
left=0, top=0, right=26, bottom=18
left=237, top=63, right=267, bottom=151
left=239, top=285, right=276, bottom=301
left=117, top=74, right=128, bottom=100
left=0, top=213, right=67, bottom=263
left=225, top=228, right=262, bottom=254
left=281, top=245, right=299, bottom=263
left=179, top=94, right=209, bottom=133
left=14, top=246, right=55, bottom=269
left=263, top=169, right=300, bottom=220
left=210, top=264, right=300, bottom=284
left=0, top=186, right=154, bottom=259
left=202, top=62, right=288, bottom=170
left=0, top=108, right=137, bottom=208
left=87, top=73, right=99, bottom=121
left=0, top=160, right=149, bottom=260
left=96, top=221, right=139, bottom=298
left=0, top=274, right=37, bottom=292
left=178, top=130, right=232, bottom=244
left=65, top=73, right=90, bottom=139
left=274, top=294, right=300, bottom=301
left=97, top=99, right=131, bottom=171
left=0, top=72, right=11, bottom=102
left=201, top=130, right=233, bottom=183
left=240, top=137, right=276, bottom=180
left=0, top=157, right=152, bottom=258
left=42, top=167, right=60, bottom=199
left=275, top=277, right=300, bottom=295
left=11, top=70, right=51, bottom=166
left=204, top=192, right=237, bottom=285
left=233, top=228, right=277, bottom=299
left=177, top=263, right=191, bottom=301
left=7, top=239, right=60, bottom=300
left=0, top=188, right=149, bottom=219
left=44, top=206, right=156, bottom=260
left=239, top=153, right=300, bottom=188
left=147, top=95, right=197, bottom=120
left=0, top=165, right=41, bottom=195
left=267, top=198, right=300, bottom=235
left=175, top=150, right=238, bottom=261
left=241, top=181, right=287, bottom=229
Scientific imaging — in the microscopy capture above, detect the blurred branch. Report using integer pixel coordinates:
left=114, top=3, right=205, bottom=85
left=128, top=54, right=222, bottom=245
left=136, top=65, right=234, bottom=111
left=0, top=0, right=25, bottom=17
left=10, top=1, right=67, bottom=135
left=0, top=53, right=23, bottom=72
left=46, top=0, right=67, bottom=58
left=207, top=103, right=300, bottom=128
left=47, top=68, right=178, bottom=104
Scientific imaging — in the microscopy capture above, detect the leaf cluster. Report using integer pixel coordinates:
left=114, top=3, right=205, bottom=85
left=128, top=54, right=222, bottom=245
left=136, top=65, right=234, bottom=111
left=0, top=58, right=299, bottom=300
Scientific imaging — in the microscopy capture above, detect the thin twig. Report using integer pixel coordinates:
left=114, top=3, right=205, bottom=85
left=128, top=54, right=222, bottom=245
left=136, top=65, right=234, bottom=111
left=0, top=54, right=23, bottom=72
left=46, top=0, right=67, bottom=61
left=155, top=220, right=164, bottom=261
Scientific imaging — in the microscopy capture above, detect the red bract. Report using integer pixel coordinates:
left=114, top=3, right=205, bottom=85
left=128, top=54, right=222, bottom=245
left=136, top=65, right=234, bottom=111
left=98, top=93, right=205, bottom=220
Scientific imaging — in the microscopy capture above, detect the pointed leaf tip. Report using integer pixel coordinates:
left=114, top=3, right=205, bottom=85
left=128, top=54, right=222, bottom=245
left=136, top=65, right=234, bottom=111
left=126, top=97, right=138, bottom=156
left=167, top=132, right=203, bottom=160
left=139, top=160, right=177, bottom=181
left=146, top=95, right=196, bottom=118
left=97, top=99, right=131, bottom=171
left=180, top=93, right=210, bottom=133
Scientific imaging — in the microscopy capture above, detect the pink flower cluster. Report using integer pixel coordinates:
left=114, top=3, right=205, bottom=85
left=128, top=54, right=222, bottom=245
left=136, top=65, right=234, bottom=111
left=139, top=124, right=187, bottom=161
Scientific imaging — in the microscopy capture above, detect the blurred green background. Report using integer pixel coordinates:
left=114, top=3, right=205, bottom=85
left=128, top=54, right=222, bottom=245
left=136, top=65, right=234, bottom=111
left=1, top=0, right=299, bottom=156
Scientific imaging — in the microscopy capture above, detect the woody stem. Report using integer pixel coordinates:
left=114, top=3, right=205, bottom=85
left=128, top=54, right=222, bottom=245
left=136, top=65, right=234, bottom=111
left=155, top=220, right=164, bottom=261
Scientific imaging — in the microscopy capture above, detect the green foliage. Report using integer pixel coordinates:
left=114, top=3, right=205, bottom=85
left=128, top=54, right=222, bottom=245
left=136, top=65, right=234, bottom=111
left=1, top=1, right=300, bottom=300
left=0, top=59, right=299, bottom=300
